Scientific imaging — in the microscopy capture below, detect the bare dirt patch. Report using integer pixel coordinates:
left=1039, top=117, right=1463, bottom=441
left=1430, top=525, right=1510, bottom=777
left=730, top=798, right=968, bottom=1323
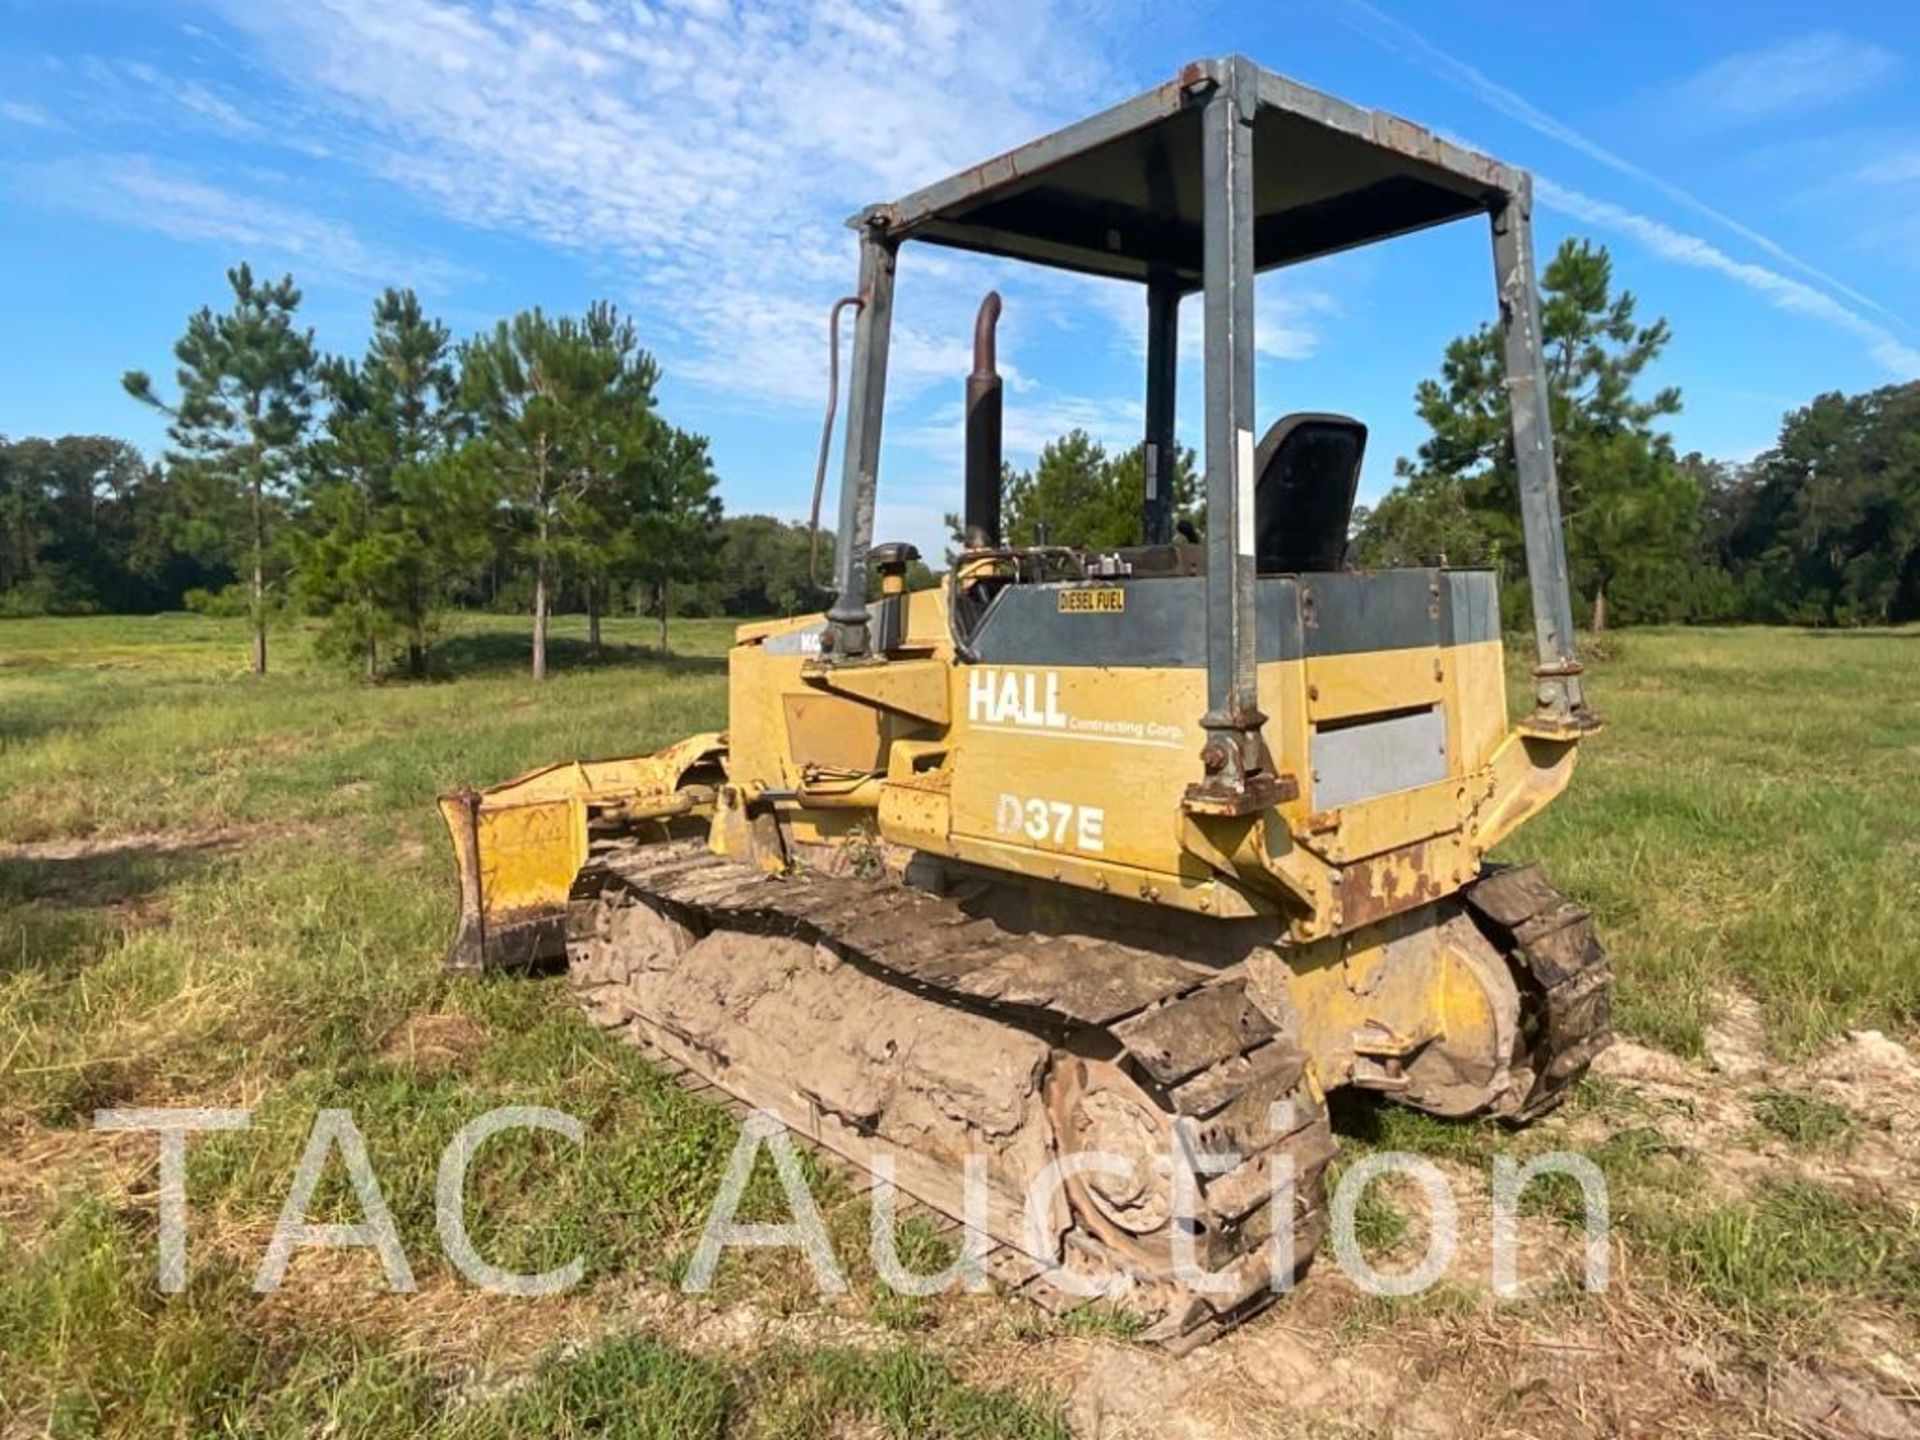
left=1040, top=1274, right=1759, bottom=1440
left=0, top=1115, right=142, bottom=1244
left=0, top=818, right=344, bottom=867
left=1589, top=1001, right=1920, bottom=1211
left=0, top=828, right=244, bottom=929
left=0, top=826, right=246, bottom=869
left=1801, top=1030, right=1920, bottom=1198
left=1043, top=1008, right=1920, bottom=1440
left=379, top=1013, right=490, bottom=1071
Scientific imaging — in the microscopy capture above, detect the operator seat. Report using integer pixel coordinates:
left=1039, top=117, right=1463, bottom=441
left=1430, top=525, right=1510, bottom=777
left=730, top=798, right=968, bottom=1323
left=1253, top=413, right=1367, bottom=573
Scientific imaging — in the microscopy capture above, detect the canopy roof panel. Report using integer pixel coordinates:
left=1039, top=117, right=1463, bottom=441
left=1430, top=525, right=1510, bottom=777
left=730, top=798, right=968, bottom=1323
left=860, top=58, right=1520, bottom=287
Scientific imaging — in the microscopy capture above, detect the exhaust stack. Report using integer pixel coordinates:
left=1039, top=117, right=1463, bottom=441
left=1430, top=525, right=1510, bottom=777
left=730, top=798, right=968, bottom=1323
left=964, top=291, right=1003, bottom=548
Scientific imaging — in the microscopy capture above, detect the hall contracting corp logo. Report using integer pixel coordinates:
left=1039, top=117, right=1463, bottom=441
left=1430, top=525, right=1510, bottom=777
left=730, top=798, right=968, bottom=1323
left=965, top=665, right=1189, bottom=749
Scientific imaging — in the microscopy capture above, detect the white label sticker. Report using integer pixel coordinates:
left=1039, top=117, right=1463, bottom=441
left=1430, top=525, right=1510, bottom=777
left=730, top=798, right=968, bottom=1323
left=1144, top=443, right=1160, bottom=500
left=1235, top=426, right=1256, bottom=560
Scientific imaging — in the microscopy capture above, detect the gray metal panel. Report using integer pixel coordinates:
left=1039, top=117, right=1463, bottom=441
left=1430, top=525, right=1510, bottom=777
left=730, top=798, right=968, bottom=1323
left=760, top=624, right=826, bottom=657
left=970, top=579, right=1206, bottom=667
left=1300, top=571, right=1441, bottom=657
left=825, top=231, right=897, bottom=657
left=1268, top=575, right=1306, bottom=669
left=1311, top=706, right=1449, bottom=811
left=861, top=56, right=1514, bottom=284
left=966, top=571, right=1470, bottom=668
left=867, top=72, right=1194, bottom=235
left=1201, top=56, right=1261, bottom=732
left=1489, top=185, right=1586, bottom=718
left=1251, top=71, right=1518, bottom=193
left=1445, top=571, right=1500, bottom=646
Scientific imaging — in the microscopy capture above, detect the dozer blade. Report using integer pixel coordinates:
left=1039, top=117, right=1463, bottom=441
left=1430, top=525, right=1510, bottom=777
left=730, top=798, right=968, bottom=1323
left=438, top=733, right=724, bottom=971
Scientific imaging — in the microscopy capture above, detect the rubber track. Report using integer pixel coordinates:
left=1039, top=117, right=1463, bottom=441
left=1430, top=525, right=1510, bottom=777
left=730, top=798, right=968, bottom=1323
left=570, top=838, right=1337, bottom=1346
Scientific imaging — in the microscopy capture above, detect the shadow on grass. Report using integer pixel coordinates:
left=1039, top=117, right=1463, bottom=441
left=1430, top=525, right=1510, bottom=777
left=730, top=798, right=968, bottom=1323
left=428, top=631, right=727, bottom=680
left=1800, top=628, right=1920, bottom=640
left=1324, top=1087, right=1496, bottom=1165
left=0, top=838, right=232, bottom=909
left=0, top=702, right=109, bottom=750
left=0, top=837, right=232, bottom=978
left=1327, top=1088, right=1401, bottom=1144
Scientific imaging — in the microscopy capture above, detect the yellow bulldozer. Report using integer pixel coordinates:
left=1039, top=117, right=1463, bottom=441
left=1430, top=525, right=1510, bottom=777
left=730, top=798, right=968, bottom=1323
left=439, top=56, right=1610, bottom=1344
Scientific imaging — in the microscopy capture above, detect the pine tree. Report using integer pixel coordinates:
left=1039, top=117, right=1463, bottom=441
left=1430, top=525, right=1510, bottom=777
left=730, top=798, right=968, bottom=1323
left=125, top=264, right=315, bottom=672
left=457, top=309, right=582, bottom=682
left=617, top=424, right=722, bottom=654
left=299, top=289, right=480, bottom=677
left=458, top=303, right=659, bottom=680
left=946, top=433, right=1198, bottom=552
left=1353, top=239, right=1696, bottom=630
left=570, top=303, right=661, bottom=660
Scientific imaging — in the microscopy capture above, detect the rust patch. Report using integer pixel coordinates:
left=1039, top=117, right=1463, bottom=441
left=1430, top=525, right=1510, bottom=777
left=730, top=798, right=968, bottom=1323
left=1336, top=838, right=1447, bottom=929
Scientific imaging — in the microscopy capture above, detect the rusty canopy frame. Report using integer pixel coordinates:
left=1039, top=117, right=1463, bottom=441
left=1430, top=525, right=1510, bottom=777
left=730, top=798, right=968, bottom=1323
left=823, top=54, right=1592, bottom=809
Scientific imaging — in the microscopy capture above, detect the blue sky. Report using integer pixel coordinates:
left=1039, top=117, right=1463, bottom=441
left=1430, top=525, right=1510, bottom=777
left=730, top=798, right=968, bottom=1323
left=3, top=0, right=1917, bottom=562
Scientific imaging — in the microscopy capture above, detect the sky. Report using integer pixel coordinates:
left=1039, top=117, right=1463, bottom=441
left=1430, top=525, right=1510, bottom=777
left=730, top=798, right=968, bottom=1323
left=3, top=0, right=1918, bottom=563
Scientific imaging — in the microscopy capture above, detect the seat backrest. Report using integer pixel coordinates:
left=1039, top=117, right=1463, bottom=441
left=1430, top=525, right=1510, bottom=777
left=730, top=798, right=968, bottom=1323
left=1253, top=413, right=1367, bottom=574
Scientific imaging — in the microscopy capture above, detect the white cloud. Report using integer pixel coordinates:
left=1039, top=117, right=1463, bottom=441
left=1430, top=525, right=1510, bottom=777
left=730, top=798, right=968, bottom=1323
left=203, top=0, right=1134, bottom=409
left=168, top=79, right=266, bottom=137
left=1858, top=148, right=1920, bottom=187
left=30, top=154, right=470, bottom=291
left=1676, top=32, right=1899, bottom=122
left=1, top=100, right=58, bottom=130
left=1535, top=177, right=1920, bottom=379
left=1084, top=275, right=1341, bottom=366
left=898, top=390, right=1142, bottom=472
left=1330, top=0, right=1896, bottom=320
left=75, top=56, right=269, bottom=138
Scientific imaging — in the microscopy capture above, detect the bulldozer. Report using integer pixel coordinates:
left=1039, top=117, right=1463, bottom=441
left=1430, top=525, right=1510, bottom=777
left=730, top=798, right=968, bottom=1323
left=439, top=56, right=1610, bottom=1344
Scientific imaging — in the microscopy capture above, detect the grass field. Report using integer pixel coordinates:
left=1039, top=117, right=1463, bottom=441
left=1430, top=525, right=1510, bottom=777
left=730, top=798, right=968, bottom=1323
left=2, top=612, right=1917, bottom=1438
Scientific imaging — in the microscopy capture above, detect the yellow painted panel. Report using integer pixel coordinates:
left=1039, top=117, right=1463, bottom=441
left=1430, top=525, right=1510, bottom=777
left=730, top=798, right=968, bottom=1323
left=809, top=657, right=950, bottom=725
left=783, top=691, right=887, bottom=774
left=1303, top=646, right=1445, bottom=724
left=1256, top=657, right=1312, bottom=824
left=878, top=778, right=949, bottom=853
left=729, top=627, right=814, bottom=790
left=471, top=796, right=585, bottom=919
left=1302, top=772, right=1483, bottom=863
left=439, top=732, right=724, bottom=967
left=947, top=663, right=1203, bottom=873
left=1447, top=639, right=1509, bottom=772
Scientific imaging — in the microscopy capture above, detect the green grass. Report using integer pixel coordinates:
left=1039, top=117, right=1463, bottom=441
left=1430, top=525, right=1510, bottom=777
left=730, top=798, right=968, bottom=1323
left=3, top=613, right=1919, bottom=1429
left=0, top=612, right=1065, bottom=1439
left=0, top=612, right=731, bottom=844
left=1651, top=1180, right=1920, bottom=1346
left=1749, top=1087, right=1859, bottom=1151
left=746, top=1346, right=1069, bottom=1440
left=0, top=1202, right=1064, bottom=1438
left=1503, top=626, right=1920, bottom=1056
left=1331, top=1282, right=1479, bottom=1341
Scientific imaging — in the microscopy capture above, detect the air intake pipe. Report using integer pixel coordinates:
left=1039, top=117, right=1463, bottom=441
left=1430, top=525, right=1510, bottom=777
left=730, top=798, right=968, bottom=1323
left=963, top=291, right=1003, bottom=549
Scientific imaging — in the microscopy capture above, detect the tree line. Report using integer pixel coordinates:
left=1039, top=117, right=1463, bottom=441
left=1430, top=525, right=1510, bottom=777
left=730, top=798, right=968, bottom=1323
left=942, top=431, right=1202, bottom=551
left=932, top=240, right=1914, bottom=631
left=1351, top=239, right=1920, bottom=630
left=5, top=239, right=1915, bottom=657
left=0, top=265, right=868, bottom=675
left=112, top=264, right=736, bottom=679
